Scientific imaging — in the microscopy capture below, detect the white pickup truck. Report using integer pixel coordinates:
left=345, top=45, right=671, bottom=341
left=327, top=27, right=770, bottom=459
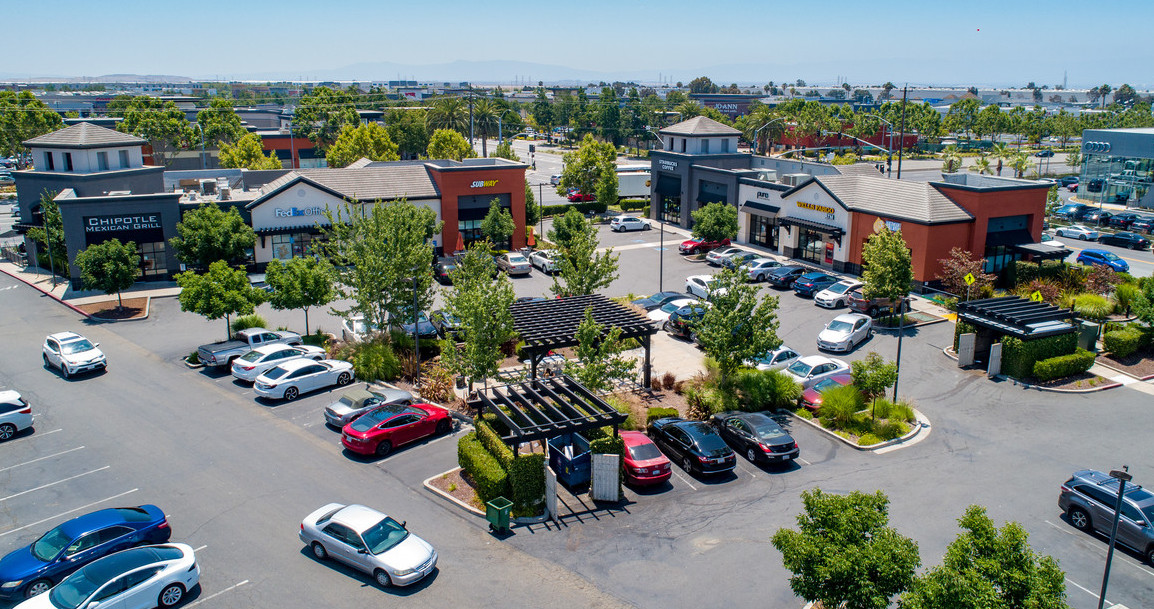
left=197, top=328, right=302, bottom=367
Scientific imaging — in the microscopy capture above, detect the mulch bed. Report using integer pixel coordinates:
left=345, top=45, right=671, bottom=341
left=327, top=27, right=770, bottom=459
left=1029, top=371, right=1114, bottom=390
left=76, top=297, right=148, bottom=320
left=1099, top=350, right=1154, bottom=379
left=428, top=468, right=484, bottom=512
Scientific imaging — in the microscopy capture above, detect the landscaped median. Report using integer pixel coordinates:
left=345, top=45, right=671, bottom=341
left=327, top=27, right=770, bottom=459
left=787, top=387, right=928, bottom=451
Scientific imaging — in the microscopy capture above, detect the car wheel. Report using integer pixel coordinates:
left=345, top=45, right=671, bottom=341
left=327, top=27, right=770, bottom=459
left=1081, top=234, right=1089, bottom=241
left=42, top=352, right=49, bottom=367
left=436, top=419, right=451, bottom=435
left=311, top=542, right=328, bottom=560
left=868, top=306, right=879, bottom=318
left=283, top=386, right=300, bottom=401
left=746, top=447, right=757, bottom=462
left=374, top=569, right=393, bottom=588
left=1068, top=507, right=1091, bottom=532
left=757, top=273, right=766, bottom=282
left=663, top=321, right=673, bottom=332
left=682, top=456, right=693, bottom=474
left=61, top=364, right=70, bottom=379
left=1146, top=545, right=1154, bottom=566
left=337, top=372, right=352, bottom=386
left=26, top=580, right=51, bottom=598
left=689, top=331, right=698, bottom=343
left=375, top=440, right=393, bottom=457
left=158, top=583, right=185, bottom=608
left=0, top=423, right=16, bottom=442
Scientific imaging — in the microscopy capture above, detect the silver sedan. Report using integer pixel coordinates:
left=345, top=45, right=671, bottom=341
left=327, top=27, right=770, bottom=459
left=300, top=503, right=438, bottom=587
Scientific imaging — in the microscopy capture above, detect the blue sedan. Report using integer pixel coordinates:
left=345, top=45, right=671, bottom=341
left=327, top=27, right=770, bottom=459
left=0, top=505, right=170, bottom=600
left=1076, top=249, right=1129, bottom=273
left=792, top=272, right=840, bottom=298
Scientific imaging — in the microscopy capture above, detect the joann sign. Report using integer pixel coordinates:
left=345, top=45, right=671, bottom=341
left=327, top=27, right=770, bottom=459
left=84, top=214, right=162, bottom=233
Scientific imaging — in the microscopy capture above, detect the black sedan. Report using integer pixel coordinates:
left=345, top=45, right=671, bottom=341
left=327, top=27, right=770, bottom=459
left=765, top=265, right=808, bottom=289
left=632, top=291, right=685, bottom=311
left=1098, top=231, right=1150, bottom=250
left=1108, top=212, right=1145, bottom=230
left=430, top=309, right=463, bottom=340
left=1130, top=217, right=1154, bottom=234
left=664, top=304, right=708, bottom=340
left=1083, top=210, right=1113, bottom=225
left=647, top=417, right=736, bottom=476
left=711, top=411, right=800, bottom=464
left=1059, top=176, right=1079, bottom=187
left=433, top=260, right=457, bottom=284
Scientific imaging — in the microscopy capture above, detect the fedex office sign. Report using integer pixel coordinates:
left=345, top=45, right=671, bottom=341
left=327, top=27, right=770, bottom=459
left=274, top=207, right=324, bottom=218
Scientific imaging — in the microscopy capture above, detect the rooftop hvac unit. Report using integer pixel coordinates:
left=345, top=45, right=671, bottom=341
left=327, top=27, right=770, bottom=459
left=219, top=186, right=232, bottom=201
left=782, top=173, right=812, bottom=187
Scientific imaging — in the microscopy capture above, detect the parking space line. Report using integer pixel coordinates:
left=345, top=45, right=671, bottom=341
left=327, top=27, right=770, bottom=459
left=193, top=545, right=207, bottom=552
left=670, top=469, right=697, bottom=491
left=0, top=489, right=138, bottom=537
left=183, top=580, right=249, bottom=608
left=0, top=466, right=110, bottom=502
left=1065, top=577, right=1107, bottom=604
left=7, top=428, right=65, bottom=444
left=1045, top=520, right=1154, bottom=580
left=735, top=461, right=758, bottom=478
left=797, top=458, right=812, bottom=466
left=0, top=446, right=85, bottom=473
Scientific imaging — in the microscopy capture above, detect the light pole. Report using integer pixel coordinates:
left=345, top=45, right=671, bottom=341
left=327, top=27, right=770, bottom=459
left=892, top=297, right=906, bottom=401
left=862, top=114, right=895, bottom=177
left=648, top=128, right=667, bottom=293
left=1097, top=466, right=1131, bottom=609
left=412, top=273, right=421, bottom=387
left=753, top=117, right=786, bottom=155
left=193, top=123, right=206, bottom=170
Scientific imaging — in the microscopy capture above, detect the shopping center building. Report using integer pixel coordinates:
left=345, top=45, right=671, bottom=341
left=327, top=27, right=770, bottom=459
left=1079, top=127, right=1154, bottom=208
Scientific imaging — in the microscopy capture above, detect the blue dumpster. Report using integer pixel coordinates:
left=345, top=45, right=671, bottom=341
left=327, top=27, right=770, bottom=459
left=548, top=433, right=592, bottom=488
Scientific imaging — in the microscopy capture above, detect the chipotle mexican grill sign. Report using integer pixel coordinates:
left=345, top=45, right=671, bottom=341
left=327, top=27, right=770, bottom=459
left=84, top=214, right=162, bottom=233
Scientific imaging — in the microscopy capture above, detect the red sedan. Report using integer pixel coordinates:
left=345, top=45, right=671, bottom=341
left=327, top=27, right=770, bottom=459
left=799, top=375, right=852, bottom=411
left=678, top=237, right=731, bottom=254
left=621, top=430, right=672, bottom=486
left=341, top=403, right=453, bottom=457
left=567, top=190, right=595, bottom=202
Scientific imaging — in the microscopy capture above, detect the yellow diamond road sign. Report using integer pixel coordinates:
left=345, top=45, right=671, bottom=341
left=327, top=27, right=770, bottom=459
left=1030, top=290, right=1044, bottom=302
left=963, top=273, right=976, bottom=285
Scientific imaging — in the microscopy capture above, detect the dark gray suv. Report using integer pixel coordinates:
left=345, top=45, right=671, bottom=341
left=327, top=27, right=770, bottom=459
left=1058, top=469, right=1154, bottom=564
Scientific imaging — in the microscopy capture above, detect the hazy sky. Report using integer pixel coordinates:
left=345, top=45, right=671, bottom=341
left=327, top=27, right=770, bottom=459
left=7, top=0, right=1151, bottom=87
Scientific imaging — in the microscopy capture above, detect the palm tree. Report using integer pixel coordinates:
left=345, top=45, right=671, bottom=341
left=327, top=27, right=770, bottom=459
left=970, top=155, right=991, bottom=175
left=427, top=98, right=468, bottom=134
left=471, top=99, right=498, bottom=157
left=1010, top=151, right=1032, bottom=178
left=990, top=142, right=1010, bottom=176
left=941, top=146, right=962, bottom=173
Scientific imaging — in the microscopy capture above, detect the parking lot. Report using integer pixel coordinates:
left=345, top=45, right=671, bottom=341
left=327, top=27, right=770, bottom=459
left=3, top=218, right=1154, bottom=609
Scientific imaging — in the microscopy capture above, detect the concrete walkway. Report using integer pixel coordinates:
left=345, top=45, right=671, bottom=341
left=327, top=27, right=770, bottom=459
left=0, top=259, right=181, bottom=305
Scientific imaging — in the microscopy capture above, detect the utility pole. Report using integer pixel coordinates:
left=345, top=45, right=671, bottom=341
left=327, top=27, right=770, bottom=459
left=896, top=86, right=908, bottom=180
left=468, top=85, right=475, bottom=146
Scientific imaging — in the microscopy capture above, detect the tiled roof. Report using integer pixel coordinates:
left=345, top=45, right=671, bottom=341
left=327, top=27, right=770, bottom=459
left=834, top=163, right=885, bottom=178
left=814, top=175, right=973, bottom=224
left=660, top=116, right=741, bottom=136
left=24, top=122, right=145, bottom=149
left=251, top=165, right=440, bottom=208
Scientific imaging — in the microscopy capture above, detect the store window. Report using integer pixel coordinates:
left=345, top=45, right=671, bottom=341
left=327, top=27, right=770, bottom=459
left=748, top=216, right=777, bottom=249
left=1082, top=153, right=1151, bottom=205
left=138, top=242, right=167, bottom=278
left=271, top=232, right=318, bottom=260
left=661, top=194, right=681, bottom=225
left=798, top=228, right=826, bottom=264
left=119, top=150, right=130, bottom=168
left=97, top=151, right=109, bottom=171
left=982, top=245, right=1019, bottom=273
left=458, top=219, right=484, bottom=246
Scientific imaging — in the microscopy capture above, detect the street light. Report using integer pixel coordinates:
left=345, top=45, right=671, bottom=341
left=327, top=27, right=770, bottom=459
left=861, top=114, right=895, bottom=177
left=753, top=117, right=786, bottom=155
left=193, top=123, right=206, bottom=170
left=648, top=128, right=667, bottom=293
left=1097, top=466, right=1132, bottom=609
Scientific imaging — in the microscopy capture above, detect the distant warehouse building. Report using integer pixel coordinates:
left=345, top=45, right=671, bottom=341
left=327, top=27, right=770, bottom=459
left=1079, top=127, right=1154, bottom=208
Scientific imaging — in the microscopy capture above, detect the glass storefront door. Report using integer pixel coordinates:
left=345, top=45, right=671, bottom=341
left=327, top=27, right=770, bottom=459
left=798, top=228, right=826, bottom=264
left=138, top=242, right=167, bottom=279
left=661, top=194, right=681, bottom=225
left=748, top=215, right=777, bottom=249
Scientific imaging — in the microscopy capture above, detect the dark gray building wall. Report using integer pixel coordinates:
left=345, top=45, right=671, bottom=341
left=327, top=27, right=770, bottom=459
left=14, top=167, right=165, bottom=227
left=57, top=193, right=182, bottom=288
left=648, top=151, right=751, bottom=227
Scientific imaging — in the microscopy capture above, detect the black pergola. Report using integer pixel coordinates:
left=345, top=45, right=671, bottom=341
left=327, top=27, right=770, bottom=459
left=510, top=294, right=658, bottom=387
left=957, top=296, right=1076, bottom=339
left=469, top=374, right=629, bottom=446
left=1013, top=242, right=1071, bottom=262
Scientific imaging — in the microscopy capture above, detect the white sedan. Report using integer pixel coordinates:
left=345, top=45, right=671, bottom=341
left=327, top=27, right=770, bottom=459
left=751, top=345, right=801, bottom=371
left=783, top=356, right=851, bottom=388
left=647, top=298, right=699, bottom=323
left=685, top=275, right=722, bottom=299
left=1055, top=225, right=1099, bottom=241
left=705, top=246, right=746, bottom=266
left=745, top=258, right=782, bottom=282
left=817, top=313, right=873, bottom=353
left=814, top=280, right=864, bottom=309
left=231, top=344, right=327, bottom=383
left=255, top=358, right=354, bottom=401
left=610, top=215, right=650, bottom=232
left=529, top=250, right=559, bottom=273
left=300, top=503, right=437, bottom=588
left=16, top=544, right=200, bottom=609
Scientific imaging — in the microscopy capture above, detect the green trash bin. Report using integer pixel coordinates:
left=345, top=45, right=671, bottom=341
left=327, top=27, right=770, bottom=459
left=485, top=497, right=513, bottom=533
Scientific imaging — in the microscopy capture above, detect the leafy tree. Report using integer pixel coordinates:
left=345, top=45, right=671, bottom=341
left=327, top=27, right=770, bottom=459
left=0, top=91, right=64, bottom=163
left=880, top=82, right=896, bottom=100
left=1046, top=185, right=1061, bottom=215
left=170, top=202, right=257, bottom=268
left=1065, top=147, right=1081, bottom=169
left=383, top=109, right=429, bottom=159
left=195, top=97, right=246, bottom=147
left=772, top=489, right=920, bottom=609
left=26, top=192, right=67, bottom=275
left=558, top=133, right=617, bottom=199
left=531, top=88, right=554, bottom=141
left=427, top=97, right=469, bottom=134
left=318, top=199, right=442, bottom=339
left=490, top=140, right=520, bottom=161
left=264, top=256, right=336, bottom=334
left=566, top=307, right=637, bottom=392
left=292, top=86, right=359, bottom=150
left=850, top=352, right=898, bottom=419
left=973, top=105, right=1006, bottom=141
left=550, top=220, right=619, bottom=298
left=547, top=208, right=591, bottom=251
left=695, top=267, right=781, bottom=384
left=595, top=164, right=620, bottom=205
left=691, top=202, right=738, bottom=243
left=109, top=95, right=191, bottom=166
left=480, top=200, right=515, bottom=247
left=325, top=123, right=400, bottom=168
left=74, top=239, right=139, bottom=308
left=176, top=260, right=266, bottom=340
left=218, top=133, right=283, bottom=169
left=941, top=146, right=962, bottom=173
left=427, top=128, right=476, bottom=161
left=944, top=98, right=981, bottom=136
left=597, top=87, right=622, bottom=145
left=936, top=248, right=994, bottom=300
left=900, top=505, right=1069, bottom=609
left=442, top=240, right=515, bottom=391
left=688, top=76, right=720, bottom=94
left=524, top=180, right=540, bottom=228
left=861, top=228, right=912, bottom=306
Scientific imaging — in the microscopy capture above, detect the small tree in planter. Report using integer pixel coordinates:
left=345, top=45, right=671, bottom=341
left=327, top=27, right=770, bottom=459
left=850, top=352, right=898, bottom=420
left=74, top=238, right=139, bottom=309
left=690, top=202, right=738, bottom=245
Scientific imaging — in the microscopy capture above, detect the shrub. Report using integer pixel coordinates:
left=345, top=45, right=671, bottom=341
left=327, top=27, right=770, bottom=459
left=1104, top=328, right=1143, bottom=358
left=646, top=407, right=679, bottom=426
left=508, top=453, right=546, bottom=517
left=1010, top=259, right=1066, bottom=286
left=817, top=385, right=863, bottom=428
left=684, top=385, right=723, bottom=420
left=230, top=314, right=268, bottom=334
left=302, top=330, right=330, bottom=348
left=186, top=351, right=200, bottom=364
left=661, top=371, right=676, bottom=391
left=1114, top=283, right=1140, bottom=314
left=473, top=417, right=515, bottom=470
left=857, top=433, right=883, bottom=446
left=1074, top=293, right=1112, bottom=320
left=1000, top=333, right=1078, bottom=379
left=954, top=321, right=976, bottom=351
left=890, top=400, right=916, bottom=423
left=874, top=420, right=908, bottom=441
left=457, top=432, right=509, bottom=505
left=619, top=199, right=648, bottom=211
left=1016, top=279, right=1061, bottom=303
left=419, top=360, right=456, bottom=403
left=347, top=339, right=402, bottom=382
left=733, top=368, right=804, bottom=412
left=1032, top=348, right=1096, bottom=382
left=794, top=408, right=814, bottom=420
left=588, top=434, right=624, bottom=501
left=604, top=395, right=638, bottom=431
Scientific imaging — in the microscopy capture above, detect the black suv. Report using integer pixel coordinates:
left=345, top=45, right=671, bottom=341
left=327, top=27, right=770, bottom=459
left=1058, top=469, right=1154, bottom=564
left=647, top=417, right=736, bottom=476
left=664, top=303, right=707, bottom=341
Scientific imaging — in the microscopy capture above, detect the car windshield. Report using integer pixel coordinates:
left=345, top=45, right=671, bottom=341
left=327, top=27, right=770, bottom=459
left=752, top=421, right=787, bottom=440
left=826, top=320, right=853, bottom=333
left=263, top=366, right=290, bottom=380
left=813, top=378, right=841, bottom=393
left=49, top=572, right=101, bottom=609
left=239, top=350, right=264, bottom=363
left=1101, top=252, right=1121, bottom=261
left=61, top=339, right=95, bottom=355
left=31, top=526, right=71, bottom=561
left=628, top=442, right=663, bottom=461
left=787, top=361, right=814, bottom=377
left=507, top=254, right=527, bottom=264
left=360, top=516, right=410, bottom=555
left=659, top=302, right=682, bottom=314
left=828, top=283, right=854, bottom=294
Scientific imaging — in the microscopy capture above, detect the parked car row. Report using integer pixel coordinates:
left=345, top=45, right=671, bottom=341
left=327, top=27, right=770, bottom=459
left=642, top=410, right=799, bottom=479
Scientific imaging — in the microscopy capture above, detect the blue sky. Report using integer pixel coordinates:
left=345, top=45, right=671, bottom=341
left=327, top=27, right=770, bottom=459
left=6, top=0, right=1151, bottom=88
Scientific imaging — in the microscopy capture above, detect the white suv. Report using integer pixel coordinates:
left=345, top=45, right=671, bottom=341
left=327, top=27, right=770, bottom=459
left=610, top=216, right=650, bottom=232
left=43, top=331, right=107, bottom=378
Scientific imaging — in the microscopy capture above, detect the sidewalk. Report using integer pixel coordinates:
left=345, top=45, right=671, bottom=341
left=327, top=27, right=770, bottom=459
left=0, top=259, right=181, bottom=307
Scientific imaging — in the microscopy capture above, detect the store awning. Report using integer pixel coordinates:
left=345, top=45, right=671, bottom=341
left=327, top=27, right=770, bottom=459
left=696, top=191, right=728, bottom=205
left=255, top=225, right=325, bottom=236
left=984, top=229, right=1033, bottom=247
left=742, top=201, right=780, bottom=216
left=655, top=174, right=680, bottom=196
left=1013, top=242, right=1070, bottom=260
left=779, top=217, right=845, bottom=237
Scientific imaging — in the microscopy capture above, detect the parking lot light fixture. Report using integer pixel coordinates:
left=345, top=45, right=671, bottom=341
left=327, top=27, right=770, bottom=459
left=1097, top=466, right=1131, bottom=609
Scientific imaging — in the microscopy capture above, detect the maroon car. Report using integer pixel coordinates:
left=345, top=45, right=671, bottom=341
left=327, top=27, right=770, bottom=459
left=678, top=237, right=732, bottom=254
left=799, top=375, right=852, bottom=411
left=620, top=431, right=672, bottom=486
left=342, top=403, right=453, bottom=457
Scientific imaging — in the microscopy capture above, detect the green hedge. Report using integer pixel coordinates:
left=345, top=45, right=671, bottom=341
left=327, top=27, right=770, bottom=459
left=457, top=432, right=510, bottom=505
left=619, top=199, right=648, bottom=211
left=1033, top=349, right=1096, bottom=382
left=733, top=368, right=802, bottom=411
left=646, top=407, right=679, bottom=426
left=1104, top=328, right=1143, bottom=358
left=508, top=453, right=546, bottom=517
left=1000, top=333, right=1078, bottom=379
left=540, top=201, right=609, bottom=217
left=474, top=417, right=515, bottom=470
left=1009, top=260, right=1066, bottom=287
left=589, top=434, right=624, bottom=501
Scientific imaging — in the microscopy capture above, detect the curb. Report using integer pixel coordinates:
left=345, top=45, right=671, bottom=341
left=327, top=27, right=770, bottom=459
left=943, top=346, right=1123, bottom=393
left=782, top=407, right=926, bottom=452
left=423, top=468, right=485, bottom=517
left=0, top=265, right=92, bottom=319
left=183, top=358, right=204, bottom=369
left=87, top=296, right=151, bottom=323
left=1094, top=358, right=1154, bottom=382
left=872, top=316, right=948, bottom=333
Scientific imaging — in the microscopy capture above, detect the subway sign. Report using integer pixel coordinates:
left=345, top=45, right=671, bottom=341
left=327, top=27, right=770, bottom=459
left=470, top=180, right=499, bottom=188
left=84, top=214, right=162, bottom=233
